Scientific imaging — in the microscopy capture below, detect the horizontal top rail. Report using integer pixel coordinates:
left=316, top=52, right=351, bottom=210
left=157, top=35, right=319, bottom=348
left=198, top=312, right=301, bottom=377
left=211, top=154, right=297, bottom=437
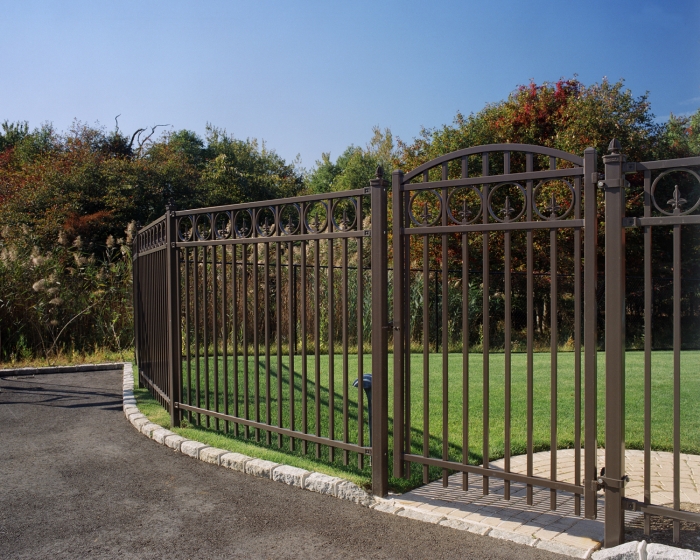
left=633, top=156, right=700, bottom=171
left=136, top=213, right=166, bottom=235
left=173, top=187, right=369, bottom=217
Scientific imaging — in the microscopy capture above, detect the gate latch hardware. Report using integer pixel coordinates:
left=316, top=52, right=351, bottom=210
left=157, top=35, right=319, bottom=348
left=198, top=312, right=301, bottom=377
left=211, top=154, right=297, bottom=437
left=597, top=474, right=630, bottom=489
left=622, top=217, right=640, bottom=228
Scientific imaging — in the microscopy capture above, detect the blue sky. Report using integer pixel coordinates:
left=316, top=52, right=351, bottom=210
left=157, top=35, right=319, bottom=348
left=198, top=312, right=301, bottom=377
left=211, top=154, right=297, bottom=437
left=2, top=0, right=699, bottom=168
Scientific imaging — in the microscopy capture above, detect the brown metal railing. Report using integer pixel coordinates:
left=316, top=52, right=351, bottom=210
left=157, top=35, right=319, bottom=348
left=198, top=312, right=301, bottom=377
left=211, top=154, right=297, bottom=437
left=133, top=142, right=700, bottom=548
left=133, top=214, right=171, bottom=409
left=134, top=183, right=390, bottom=491
left=604, top=148, right=700, bottom=545
left=392, top=144, right=598, bottom=521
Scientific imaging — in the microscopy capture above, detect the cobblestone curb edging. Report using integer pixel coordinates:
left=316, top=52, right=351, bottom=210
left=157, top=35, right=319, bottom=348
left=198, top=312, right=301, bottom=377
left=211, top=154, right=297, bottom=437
left=369, top=498, right=598, bottom=558
left=122, top=363, right=375, bottom=508
left=591, top=540, right=700, bottom=559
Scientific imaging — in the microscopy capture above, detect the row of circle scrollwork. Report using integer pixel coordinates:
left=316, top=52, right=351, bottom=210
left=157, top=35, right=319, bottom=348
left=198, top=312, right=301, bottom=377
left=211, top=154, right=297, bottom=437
left=176, top=199, right=359, bottom=242
left=407, top=180, right=577, bottom=227
left=138, top=222, right=166, bottom=251
left=406, top=168, right=700, bottom=225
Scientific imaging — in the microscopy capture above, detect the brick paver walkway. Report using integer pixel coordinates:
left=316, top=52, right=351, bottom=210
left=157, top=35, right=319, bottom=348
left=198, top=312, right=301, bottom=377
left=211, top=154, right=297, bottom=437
left=390, top=449, right=700, bottom=557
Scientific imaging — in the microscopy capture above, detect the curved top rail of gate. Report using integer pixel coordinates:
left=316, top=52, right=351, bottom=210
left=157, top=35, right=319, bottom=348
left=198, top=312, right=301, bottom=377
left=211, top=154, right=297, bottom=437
left=401, top=143, right=583, bottom=183
left=397, top=143, right=591, bottom=232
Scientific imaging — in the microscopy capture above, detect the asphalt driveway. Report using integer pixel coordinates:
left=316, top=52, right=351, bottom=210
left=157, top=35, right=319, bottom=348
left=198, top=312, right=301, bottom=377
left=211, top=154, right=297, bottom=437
left=0, top=369, right=566, bottom=559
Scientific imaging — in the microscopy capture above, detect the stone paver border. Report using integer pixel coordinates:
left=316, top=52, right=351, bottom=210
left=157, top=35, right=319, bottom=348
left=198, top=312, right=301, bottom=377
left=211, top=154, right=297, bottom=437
left=121, top=362, right=375, bottom=507
left=592, top=540, right=700, bottom=559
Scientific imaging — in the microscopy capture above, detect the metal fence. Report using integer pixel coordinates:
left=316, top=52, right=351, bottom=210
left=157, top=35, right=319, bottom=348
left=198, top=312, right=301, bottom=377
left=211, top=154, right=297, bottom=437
left=135, top=185, right=385, bottom=471
left=133, top=141, right=700, bottom=548
left=391, top=144, right=597, bottom=523
left=133, top=214, right=171, bottom=411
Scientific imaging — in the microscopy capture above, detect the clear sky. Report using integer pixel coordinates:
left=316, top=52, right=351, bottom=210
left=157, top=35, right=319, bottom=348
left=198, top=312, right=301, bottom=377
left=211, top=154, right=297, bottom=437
left=2, top=0, right=699, bottom=168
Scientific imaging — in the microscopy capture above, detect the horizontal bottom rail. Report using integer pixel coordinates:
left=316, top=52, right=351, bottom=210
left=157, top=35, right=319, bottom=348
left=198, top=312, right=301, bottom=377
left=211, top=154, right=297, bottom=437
left=176, top=402, right=372, bottom=456
left=140, top=371, right=170, bottom=404
left=403, top=453, right=585, bottom=495
left=623, top=499, right=700, bottom=524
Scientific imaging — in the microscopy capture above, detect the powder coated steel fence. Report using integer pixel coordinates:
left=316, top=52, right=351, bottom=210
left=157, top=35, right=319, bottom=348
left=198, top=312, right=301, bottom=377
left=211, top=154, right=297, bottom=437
left=133, top=141, right=700, bottom=548
left=391, top=143, right=597, bottom=521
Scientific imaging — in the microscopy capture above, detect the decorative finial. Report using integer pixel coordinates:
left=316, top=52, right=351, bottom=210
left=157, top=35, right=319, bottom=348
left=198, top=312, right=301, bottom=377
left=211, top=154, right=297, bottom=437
left=668, top=185, right=687, bottom=214
left=376, top=165, right=384, bottom=179
left=608, top=139, right=621, bottom=155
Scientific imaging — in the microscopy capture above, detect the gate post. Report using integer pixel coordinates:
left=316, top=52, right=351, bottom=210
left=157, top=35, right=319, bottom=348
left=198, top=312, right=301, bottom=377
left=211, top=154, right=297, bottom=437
left=370, top=166, right=389, bottom=497
left=166, top=200, right=182, bottom=428
left=583, top=147, right=598, bottom=519
left=392, top=169, right=405, bottom=479
left=603, top=139, right=627, bottom=547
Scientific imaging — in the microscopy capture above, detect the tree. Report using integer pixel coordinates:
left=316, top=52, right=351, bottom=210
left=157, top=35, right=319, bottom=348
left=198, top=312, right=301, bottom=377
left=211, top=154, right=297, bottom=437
left=306, top=126, right=395, bottom=194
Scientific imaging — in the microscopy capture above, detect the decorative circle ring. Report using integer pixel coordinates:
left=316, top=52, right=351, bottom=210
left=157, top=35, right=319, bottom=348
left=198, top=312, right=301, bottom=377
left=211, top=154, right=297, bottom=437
left=533, top=179, right=575, bottom=221
left=177, top=216, right=194, bottom=242
left=487, top=182, right=526, bottom=223
left=194, top=214, right=213, bottom=241
left=214, top=212, right=232, bottom=240
left=331, top=198, right=358, bottom=232
left=278, top=204, right=301, bottom=235
left=304, top=201, right=329, bottom=234
left=446, top=186, right=483, bottom=225
left=255, top=206, right=277, bottom=237
left=408, top=189, right=443, bottom=227
left=651, top=168, right=700, bottom=216
left=233, top=209, right=253, bottom=238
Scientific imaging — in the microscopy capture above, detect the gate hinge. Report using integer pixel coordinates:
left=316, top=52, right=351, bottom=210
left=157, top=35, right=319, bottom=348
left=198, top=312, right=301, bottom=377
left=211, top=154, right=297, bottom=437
left=622, top=217, right=640, bottom=228
left=622, top=498, right=642, bottom=512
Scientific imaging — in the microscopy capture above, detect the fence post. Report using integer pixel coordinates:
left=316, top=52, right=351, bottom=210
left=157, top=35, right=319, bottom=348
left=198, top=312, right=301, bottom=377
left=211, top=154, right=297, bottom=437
left=603, top=139, right=627, bottom=547
left=166, top=200, right=182, bottom=428
left=132, top=231, right=144, bottom=388
left=392, top=169, right=405, bottom=479
left=370, top=166, right=389, bottom=496
left=583, top=146, right=598, bottom=519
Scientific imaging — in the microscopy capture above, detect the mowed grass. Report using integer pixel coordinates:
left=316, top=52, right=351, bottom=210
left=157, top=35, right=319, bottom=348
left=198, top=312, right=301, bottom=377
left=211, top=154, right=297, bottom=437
left=136, top=350, right=700, bottom=492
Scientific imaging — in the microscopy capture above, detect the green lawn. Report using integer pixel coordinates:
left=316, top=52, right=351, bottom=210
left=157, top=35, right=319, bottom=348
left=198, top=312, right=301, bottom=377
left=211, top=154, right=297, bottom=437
left=137, top=350, right=700, bottom=492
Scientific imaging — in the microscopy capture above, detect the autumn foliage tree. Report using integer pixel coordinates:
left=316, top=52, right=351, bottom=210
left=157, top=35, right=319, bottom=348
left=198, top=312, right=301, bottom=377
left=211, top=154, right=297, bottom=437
left=391, top=78, right=700, bottom=349
left=0, top=120, right=304, bottom=361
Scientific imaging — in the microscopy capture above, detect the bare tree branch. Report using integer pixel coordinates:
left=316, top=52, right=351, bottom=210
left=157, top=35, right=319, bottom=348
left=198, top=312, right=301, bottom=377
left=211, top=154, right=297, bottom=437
left=129, top=128, right=145, bottom=151
left=140, top=124, right=170, bottom=146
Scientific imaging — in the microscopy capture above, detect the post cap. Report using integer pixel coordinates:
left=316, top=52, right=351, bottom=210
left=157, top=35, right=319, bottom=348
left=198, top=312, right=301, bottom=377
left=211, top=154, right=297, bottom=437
left=607, top=139, right=622, bottom=155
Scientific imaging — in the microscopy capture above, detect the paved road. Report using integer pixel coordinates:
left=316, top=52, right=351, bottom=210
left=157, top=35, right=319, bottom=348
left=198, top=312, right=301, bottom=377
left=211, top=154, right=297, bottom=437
left=0, top=370, right=566, bottom=559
